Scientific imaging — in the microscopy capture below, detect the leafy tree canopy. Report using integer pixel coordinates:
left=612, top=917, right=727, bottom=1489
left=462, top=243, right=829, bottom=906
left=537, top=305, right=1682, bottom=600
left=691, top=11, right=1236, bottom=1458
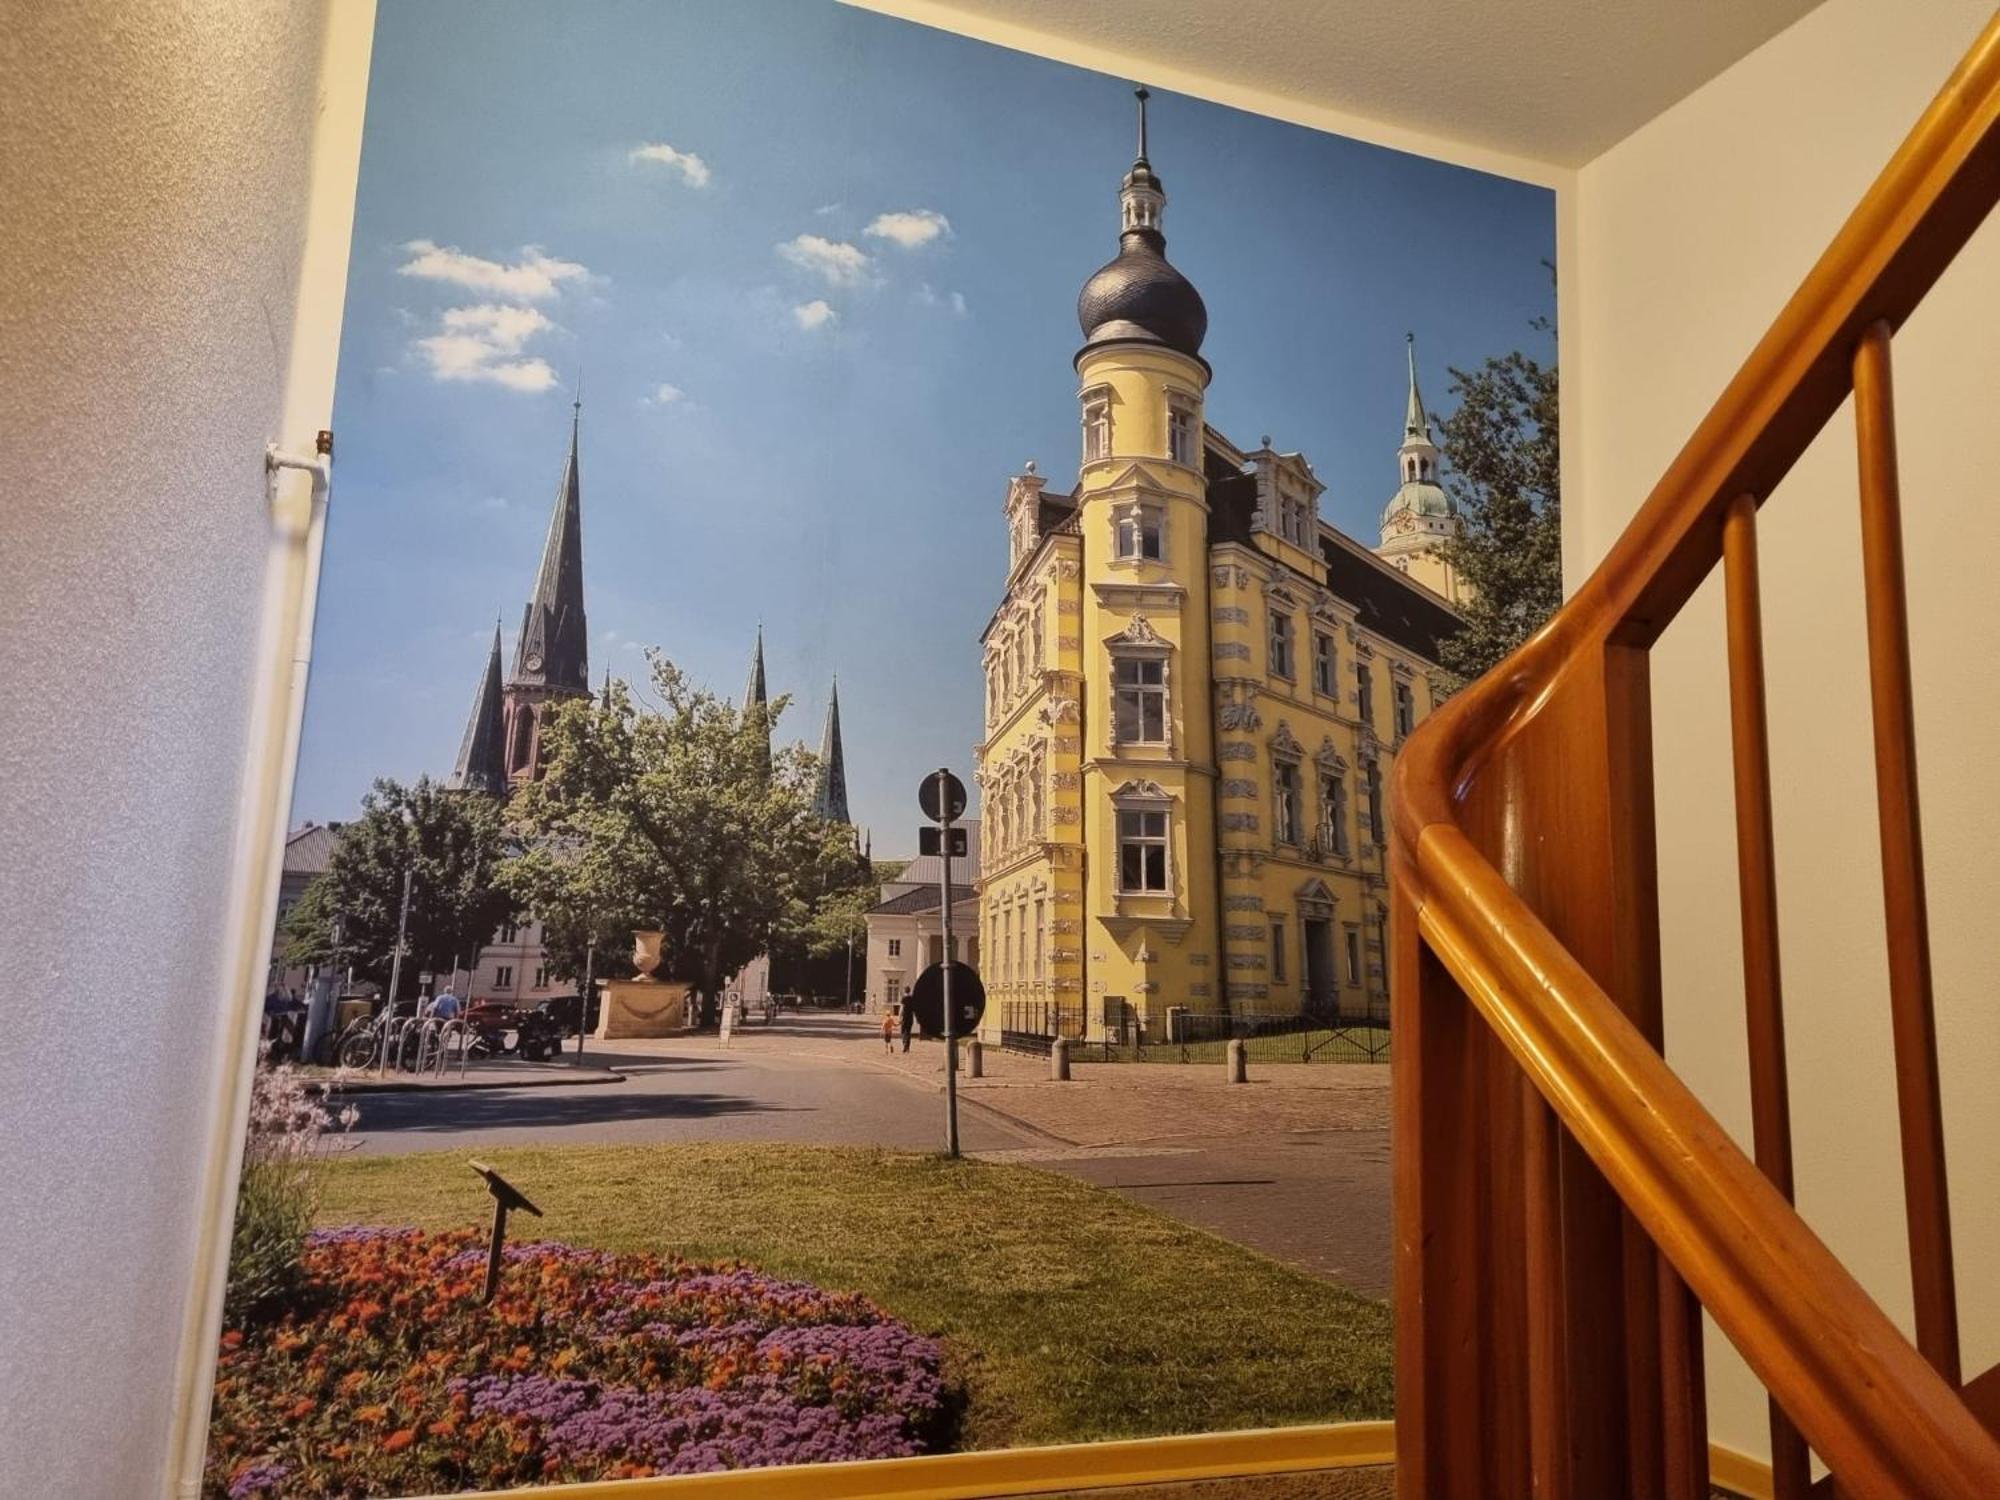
left=318, top=775, right=520, bottom=991
left=504, top=654, right=854, bottom=1019
left=1437, top=333, right=1561, bottom=683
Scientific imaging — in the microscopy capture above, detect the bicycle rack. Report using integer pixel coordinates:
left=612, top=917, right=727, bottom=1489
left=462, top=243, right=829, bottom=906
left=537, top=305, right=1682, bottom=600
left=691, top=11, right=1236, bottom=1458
left=431, top=1019, right=471, bottom=1077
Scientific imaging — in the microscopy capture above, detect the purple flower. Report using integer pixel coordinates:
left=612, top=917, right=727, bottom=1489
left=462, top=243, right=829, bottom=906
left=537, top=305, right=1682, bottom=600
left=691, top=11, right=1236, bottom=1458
left=228, top=1462, right=290, bottom=1498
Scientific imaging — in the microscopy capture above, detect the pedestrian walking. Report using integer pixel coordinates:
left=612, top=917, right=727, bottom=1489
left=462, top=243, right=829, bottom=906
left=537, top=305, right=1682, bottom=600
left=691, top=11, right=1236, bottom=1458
left=881, top=1006, right=896, bottom=1053
left=899, top=1000, right=913, bottom=1053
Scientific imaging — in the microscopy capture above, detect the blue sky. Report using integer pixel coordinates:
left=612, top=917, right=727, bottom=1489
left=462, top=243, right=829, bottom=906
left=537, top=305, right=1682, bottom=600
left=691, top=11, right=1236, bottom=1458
left=293, top=0, right=1555, bottom=854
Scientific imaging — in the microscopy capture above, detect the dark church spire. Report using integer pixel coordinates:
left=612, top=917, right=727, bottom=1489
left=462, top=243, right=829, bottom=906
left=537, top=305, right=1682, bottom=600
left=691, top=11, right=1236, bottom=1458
left=448, top=622, right=507, bottom=795
left=813, top=678, right=850, bottom=824
left=510, top=398, right=589, bottom=694
left=743, top=624, right=768, bottom=716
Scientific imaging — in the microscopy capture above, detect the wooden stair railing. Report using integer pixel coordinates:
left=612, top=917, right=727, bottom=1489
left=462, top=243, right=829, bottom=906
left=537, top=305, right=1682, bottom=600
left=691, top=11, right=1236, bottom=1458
left=1389, top=14, right=2000, bottom=1500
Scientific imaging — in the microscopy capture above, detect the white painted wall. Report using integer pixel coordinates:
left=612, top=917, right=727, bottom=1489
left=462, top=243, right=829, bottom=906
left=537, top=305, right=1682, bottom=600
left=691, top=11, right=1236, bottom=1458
left=0, top=3, right=371, bottom=1495
left=1572, top=0, right=2000, bottom=1463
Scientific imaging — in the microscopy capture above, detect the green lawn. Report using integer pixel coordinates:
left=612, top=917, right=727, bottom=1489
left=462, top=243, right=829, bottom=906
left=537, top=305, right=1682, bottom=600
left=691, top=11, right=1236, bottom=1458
left=318, top=1143, right=1393, bottom=1451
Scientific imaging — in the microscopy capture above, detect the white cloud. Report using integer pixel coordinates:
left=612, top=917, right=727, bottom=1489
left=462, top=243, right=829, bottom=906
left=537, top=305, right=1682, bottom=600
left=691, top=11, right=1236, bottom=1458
left=397, top=240, right=589, bottom=301
left=814, top=202, right=843, bottom=217
left=629, top=142, right=712, bottom=188
left=777, top=234, right=871, bottom=287
left=865, top=209, right=951, bottom=249
left=916, top=283, right=968, bottom=316
left=645, top=383, right=685, bottom=405
left=792, top=300, right=837, bottom=331
left=413, top=302, right=559, bottom=391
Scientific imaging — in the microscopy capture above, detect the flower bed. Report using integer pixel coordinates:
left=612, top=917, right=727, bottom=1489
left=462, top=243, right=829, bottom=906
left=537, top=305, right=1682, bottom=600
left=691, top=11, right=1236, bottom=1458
left=206, top=1227, right=949, bottom=1498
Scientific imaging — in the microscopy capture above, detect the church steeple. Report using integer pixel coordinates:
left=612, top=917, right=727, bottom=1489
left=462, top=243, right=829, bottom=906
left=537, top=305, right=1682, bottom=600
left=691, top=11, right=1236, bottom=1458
left=743, top=625, right=768, bottom=716
left=447, top=621, right=507, bottom=796
left=511, top=396, right=589, bottom=695
left=1403, top=333, right=1433, bottom=449
left=501, top=395, right=592, bottom=784
left=813, top=679, right=850, bottom=825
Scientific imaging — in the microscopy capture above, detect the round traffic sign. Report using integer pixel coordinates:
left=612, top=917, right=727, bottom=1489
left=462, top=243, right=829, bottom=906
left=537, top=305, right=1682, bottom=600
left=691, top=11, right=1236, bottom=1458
left=907, top=962, right=985, bottom=1038
left=918, top=768, right=967, bottom=824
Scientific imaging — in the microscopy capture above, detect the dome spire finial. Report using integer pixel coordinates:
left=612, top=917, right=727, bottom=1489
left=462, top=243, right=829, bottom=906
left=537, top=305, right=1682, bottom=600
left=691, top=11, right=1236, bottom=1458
left=1135, top=86, right=1150, bottom=161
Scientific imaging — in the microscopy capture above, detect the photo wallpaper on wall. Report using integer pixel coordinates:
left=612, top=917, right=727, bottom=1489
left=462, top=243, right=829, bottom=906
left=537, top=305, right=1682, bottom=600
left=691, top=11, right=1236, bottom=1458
left=215, top=2, right=1557, bottom=1496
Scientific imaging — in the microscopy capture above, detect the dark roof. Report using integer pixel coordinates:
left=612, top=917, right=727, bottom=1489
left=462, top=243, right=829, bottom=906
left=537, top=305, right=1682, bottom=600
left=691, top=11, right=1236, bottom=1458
left=1077, top=227, right=1208, bottom=362
left=510, top=407, right=589, bottom=695
left=1318, top=532, right=1463, bottom=662
left=281, top=823, right=341, bottom=877
left=448, top=623, right=507, bottom=795
left=813, top=680, right=850, bottom=824
left=869, top=884, right=978, bottom=917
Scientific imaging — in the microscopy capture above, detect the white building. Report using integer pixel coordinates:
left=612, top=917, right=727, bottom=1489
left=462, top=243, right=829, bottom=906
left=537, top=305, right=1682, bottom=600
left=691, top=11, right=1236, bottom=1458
left=863, top=821, right=981, bottom=1014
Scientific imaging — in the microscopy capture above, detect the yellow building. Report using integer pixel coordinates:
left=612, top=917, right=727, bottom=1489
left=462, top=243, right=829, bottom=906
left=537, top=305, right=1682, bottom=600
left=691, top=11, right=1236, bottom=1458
left=975, top=91, right=1462, bottom=1044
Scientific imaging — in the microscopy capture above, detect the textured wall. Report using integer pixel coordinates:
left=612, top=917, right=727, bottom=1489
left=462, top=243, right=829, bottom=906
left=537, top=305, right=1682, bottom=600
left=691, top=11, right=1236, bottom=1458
left=0, top=3, right=331, bottom=1494
left=1574, top=0, right=2000, bottom=1460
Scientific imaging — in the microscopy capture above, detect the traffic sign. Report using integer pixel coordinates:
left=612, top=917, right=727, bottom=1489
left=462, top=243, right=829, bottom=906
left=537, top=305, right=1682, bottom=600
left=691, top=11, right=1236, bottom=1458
left=918, top=769, right=967, bottom=824
left=908, top=962, right=985, bottom=1038
left=919, top=825, right=968, bottom=857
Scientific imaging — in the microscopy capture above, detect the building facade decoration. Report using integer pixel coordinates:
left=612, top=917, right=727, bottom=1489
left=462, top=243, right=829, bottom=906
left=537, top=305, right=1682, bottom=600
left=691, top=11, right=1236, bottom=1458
left=972, top=89, right=1462, bottom=1042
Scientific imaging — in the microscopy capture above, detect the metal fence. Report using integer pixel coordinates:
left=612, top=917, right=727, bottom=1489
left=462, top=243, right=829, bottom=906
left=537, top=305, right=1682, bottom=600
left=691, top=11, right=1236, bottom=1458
left=998, top=996, right=1389, bottom=1065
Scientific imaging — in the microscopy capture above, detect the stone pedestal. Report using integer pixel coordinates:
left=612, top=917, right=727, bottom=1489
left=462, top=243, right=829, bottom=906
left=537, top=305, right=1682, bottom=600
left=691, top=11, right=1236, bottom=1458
left=594, top=978, right=690, bottom=1040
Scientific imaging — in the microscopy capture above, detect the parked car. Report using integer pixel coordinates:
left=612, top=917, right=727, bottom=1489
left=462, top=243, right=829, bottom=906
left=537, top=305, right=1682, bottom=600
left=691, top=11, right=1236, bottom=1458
left=534, top=992, right=599, bottom=1037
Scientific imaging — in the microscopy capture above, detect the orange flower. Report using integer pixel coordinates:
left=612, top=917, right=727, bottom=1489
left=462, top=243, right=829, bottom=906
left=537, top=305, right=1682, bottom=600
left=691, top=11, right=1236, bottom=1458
left=382, top=1428, right=416, bottom=1454
left=284, top=1397, right=317, bottom=1420
left=426, top=1417, right=457, bottom=1438
left=338, top=1371, right=368, bottom=1395
left=355, top=1404, right=390, bottom=1425
left=220, top=1330, right=243, bottom=1349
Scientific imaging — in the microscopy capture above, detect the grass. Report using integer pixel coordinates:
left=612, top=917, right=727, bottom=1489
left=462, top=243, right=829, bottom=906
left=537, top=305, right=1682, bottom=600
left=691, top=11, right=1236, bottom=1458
left=318, top=1143, right=1393, bottom=1452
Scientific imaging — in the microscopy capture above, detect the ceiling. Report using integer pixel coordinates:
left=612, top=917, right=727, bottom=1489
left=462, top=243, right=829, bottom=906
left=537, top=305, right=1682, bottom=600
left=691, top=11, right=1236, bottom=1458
left=850, top=0, right=1828, bottom=169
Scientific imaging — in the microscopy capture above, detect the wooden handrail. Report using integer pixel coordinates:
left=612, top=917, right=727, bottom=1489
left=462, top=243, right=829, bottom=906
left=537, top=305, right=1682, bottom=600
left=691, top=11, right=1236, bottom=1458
left=1391, top=13, right=2000, bottom=1499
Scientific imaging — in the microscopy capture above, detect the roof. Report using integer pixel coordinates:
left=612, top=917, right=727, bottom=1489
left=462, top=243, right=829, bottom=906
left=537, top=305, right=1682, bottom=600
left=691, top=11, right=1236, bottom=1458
left=1318, top=528, right=1464, bottom=662
left=447, top=623, right=507, bottom=795
left=510, top=407, right=589, bottom=695
left=282, top=823, right=340, bottom=877
left=885, top=820, right=981, bottom=891
left=869, top=884, right=979, bottom=917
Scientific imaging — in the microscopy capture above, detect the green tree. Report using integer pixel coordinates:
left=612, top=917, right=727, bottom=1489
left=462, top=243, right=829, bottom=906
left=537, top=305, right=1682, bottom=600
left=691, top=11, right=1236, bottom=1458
left=275, top=873, right=342, bottom=973
left=1437, top=335, right=1561, bottom=682
left=506, top=654, right=849, bottom=1022
left=318, top=775, right=520, bottom=992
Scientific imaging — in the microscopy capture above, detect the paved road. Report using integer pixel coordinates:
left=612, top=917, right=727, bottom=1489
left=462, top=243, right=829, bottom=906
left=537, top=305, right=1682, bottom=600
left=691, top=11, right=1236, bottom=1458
left=346, top=1025, right=1036, bottom=1156
left=341, top=1015, right=1391, bottom=1298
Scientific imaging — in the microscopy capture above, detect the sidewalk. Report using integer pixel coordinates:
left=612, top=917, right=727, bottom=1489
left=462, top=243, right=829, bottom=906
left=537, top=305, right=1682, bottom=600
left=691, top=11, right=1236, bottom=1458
left=305, top=1060, right=624, bottom=1094
left=629, top=1015, right=1391, bottom=1148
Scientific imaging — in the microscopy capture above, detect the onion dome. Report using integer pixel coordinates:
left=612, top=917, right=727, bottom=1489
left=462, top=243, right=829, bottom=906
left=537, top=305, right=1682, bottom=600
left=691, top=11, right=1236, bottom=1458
left=1077, top=88, right=1208, bottom=363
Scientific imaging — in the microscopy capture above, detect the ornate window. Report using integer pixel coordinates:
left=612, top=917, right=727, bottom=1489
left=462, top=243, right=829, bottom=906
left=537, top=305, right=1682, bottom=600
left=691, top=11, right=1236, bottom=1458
left=1082, top=386, right=1113, bottom=462
left=1320, top=772, right=1349, bottom=857
left=1117, top=809, right=1170, bottom=893
left=1312, top=631, right=1336, bottom=696
left=1273, top=758, right=1302, bottom=846
left=1356, top=663, right=1375, bottom=725
left=1268, top=608, right=1296, bottom=680
left=1270, top=921, right=1287, bottom=983
left=1394, top=679, right=1415, bottom=738
left=1345, top=928, right=1361, bottom=984
left=1364, top=759, right=1385, bottom=845
left=1114, top=657, right=1167, bottom=743
left=1114, top=502, right=1165, bottom=562
left=1168, top=396, right=1197, bottom=466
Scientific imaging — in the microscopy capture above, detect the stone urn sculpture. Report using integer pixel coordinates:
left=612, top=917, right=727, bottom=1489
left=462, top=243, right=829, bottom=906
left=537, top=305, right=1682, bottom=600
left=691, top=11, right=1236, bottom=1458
left=595, top=928, right=687, bottom=1041
left=632, top=929, right=664, bottom=982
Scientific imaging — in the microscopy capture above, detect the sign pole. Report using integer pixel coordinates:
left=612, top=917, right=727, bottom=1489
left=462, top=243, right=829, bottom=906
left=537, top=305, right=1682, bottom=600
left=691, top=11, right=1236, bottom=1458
left=936, top=769, right=961, bottom=1159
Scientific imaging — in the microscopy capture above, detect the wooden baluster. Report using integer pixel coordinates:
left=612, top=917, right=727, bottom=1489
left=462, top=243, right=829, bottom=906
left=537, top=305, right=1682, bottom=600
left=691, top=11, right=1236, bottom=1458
left=1852, top=321, right=1960, bottom=1384
left=1722, top=491, right=1813, bottom=1496
left=1392, top=883, right=1491, bottom=1497
left=1656, top=1258, right=1709, bottom=1499
left=1523, top=1092, right=1571, bottom=1500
